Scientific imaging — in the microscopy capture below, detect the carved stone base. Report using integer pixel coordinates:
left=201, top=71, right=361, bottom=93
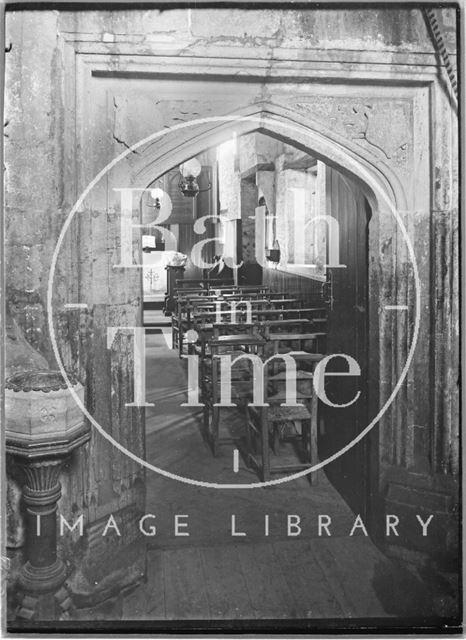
left=18, top=558, right=67, bottom=594
left=15, top=582, right=74, bottom=621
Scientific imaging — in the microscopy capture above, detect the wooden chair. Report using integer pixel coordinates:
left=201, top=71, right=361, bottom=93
left=172, top=296, right=191, bottom=354
left=245, top=351, right=324, bottom=483
left=268, top=298, right=302, bottom=310
left=236, top=285, right=269, bottom=295
left=176, top=278, right=234, bottom=291
left=257, top=318, right=311, bottom=339
left=202, top=334, right=266, bottom=456
left=191, top=319, right=257, bottom=359
left=267, top=331, right=327, bottom=357
left=204, top=278, right=234, bottom=291
left=174, top=294, right=218, bottom=356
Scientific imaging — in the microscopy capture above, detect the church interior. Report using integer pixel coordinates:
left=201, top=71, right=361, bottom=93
left=3, top=5, right=460, bottom=631
left=142, top=134, right=371, bottom=503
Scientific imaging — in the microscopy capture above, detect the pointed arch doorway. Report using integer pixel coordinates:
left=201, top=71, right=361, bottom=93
left=132, top=106, right=405, bottom=525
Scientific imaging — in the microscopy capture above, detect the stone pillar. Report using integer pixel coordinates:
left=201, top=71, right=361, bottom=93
left=239, top=176, right=262, bottom=285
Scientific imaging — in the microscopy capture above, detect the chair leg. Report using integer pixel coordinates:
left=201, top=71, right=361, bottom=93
left=179, top=327, right=183, bottom=357
left=260, top=407, right=270, bottom=481
left=302, top=418, right=311, bottom=462
left=271, top=424, right=279, bottom=455
left=245, top=406, right=253, bottom=464
left=318, top=408, right=325, bottom=436
left=203, top=403, right=210, bottom=440
left=211, top=406, right=220, bottom=456
left=309, top=396, right=319, bottom=486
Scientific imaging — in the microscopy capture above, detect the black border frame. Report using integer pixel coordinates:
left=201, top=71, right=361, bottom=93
left=1, top=1, right=463, bottom=636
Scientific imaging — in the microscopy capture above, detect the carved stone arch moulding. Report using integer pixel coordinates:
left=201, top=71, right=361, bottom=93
left=283, top=97, right=413, bottom=170
left=130, top=101, right=408, bottom=213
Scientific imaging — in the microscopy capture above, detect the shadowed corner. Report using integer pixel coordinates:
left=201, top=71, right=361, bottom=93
left=371, top=558, right=460, bottom=622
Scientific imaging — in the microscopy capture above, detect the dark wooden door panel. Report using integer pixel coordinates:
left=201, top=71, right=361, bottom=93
left=321, top=168, right=371, bottom=516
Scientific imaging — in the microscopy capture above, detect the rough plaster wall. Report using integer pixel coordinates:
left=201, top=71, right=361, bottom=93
left=218, top=141, right=240, bottom=221
left=4, top=12, right=65, bottom=363
left=4, top=11, right=146, bottom=599
left=60, top=7, right=440, bottom=53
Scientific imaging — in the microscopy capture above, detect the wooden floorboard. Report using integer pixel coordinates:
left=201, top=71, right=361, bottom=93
left=145, top=549, right=166, bottom=619
left=121, top=549, right=166, bottom=620
left=236, top=542, right=298, bottom=619
left=128, top=537, right=422, bottom=621
left=317, top=537, right=390, bottom=618
left=273, top=539, right=343, bottom=619
left=308, top=538, right=359, bottom=618
left=163, top=547, right=211, bottom=619
left=199, top=545, right=256, bottom=620
left=147, top=538, right=393, bottom=621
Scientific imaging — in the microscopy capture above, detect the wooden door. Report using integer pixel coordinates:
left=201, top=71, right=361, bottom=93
left=320, top=168, right=371, bottom=516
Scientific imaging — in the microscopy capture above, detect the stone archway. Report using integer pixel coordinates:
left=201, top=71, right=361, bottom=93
left=128, top=101, right=411, bottom=522
left=133, top=102, right=407, bottom=210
